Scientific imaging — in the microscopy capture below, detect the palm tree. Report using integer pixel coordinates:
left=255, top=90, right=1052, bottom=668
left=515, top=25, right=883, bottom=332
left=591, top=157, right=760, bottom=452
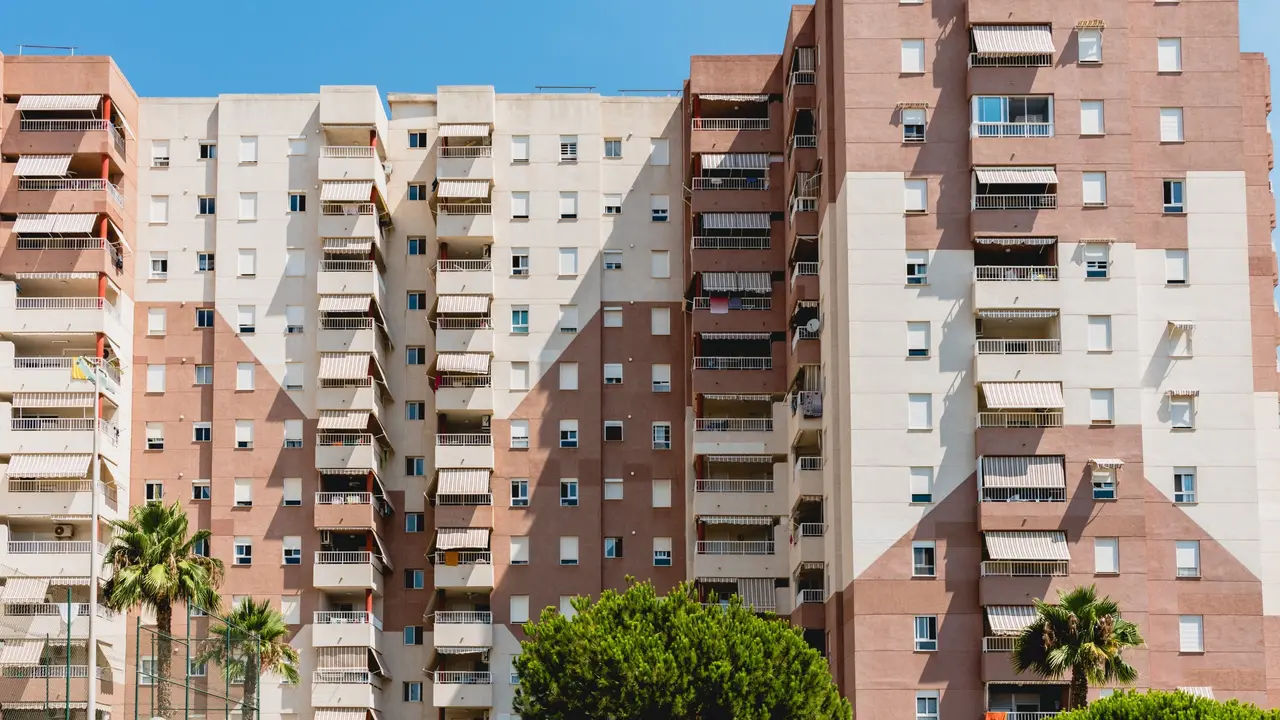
left=198, top=598, right=300, bottom=720
left=1012, top=585, right=1144, bottom=709
left=103, top=501, right=224, bottom=718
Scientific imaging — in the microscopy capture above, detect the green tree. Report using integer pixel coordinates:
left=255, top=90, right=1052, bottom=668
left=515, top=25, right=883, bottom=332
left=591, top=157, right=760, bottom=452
left=1055, top=690, right=1280, bottom=720
left=102, top=501, right=224, bottom=718
left=197, top=598, right=301, bottom=720
left=513, top=579, right=850, bottom=720
left=1012, top=585, right=1144, bottom=709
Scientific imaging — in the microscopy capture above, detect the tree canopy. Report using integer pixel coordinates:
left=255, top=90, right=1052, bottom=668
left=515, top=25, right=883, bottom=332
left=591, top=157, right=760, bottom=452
left=512, top=580, right=850, bottom=720
left=1055, top=690, right=1280, bottom=720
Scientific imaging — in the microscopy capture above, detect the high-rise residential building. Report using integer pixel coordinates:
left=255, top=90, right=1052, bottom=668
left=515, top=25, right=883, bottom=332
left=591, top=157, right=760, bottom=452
left=0, top=1, right=1277, bottom=719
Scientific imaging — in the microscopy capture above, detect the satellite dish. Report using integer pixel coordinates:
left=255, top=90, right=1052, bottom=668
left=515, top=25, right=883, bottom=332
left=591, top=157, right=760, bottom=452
left=804, top=318, right=822, bottom=333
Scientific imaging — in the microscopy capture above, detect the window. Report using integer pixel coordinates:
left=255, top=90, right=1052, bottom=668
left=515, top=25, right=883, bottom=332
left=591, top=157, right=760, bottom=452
left=907, top=393, right=932, bottom=430
left=191, top=308, right=214, bottom=330
left=150, top=252, right=169, bottom=279
left=651, top=194, right=670, bottom=222
left=236, top=362, right=255, bottom=391
left=652, top=479, right=673, bottom=508
left=511, top=135, right=530, bottom=162
left=193, top=421, right=211, bottom=443
left=909, top=467, right=933, bottom=503
left=404, top=569, right=425, bottom=589
left=145, top=481, right=163, bottom=503
left=604, top=420, right=624, bottom=441
left=511, top=479, right=530, bottom=507
left=603, top=307, right=623, bottom=327
left=904, top=179, right=928, bottom=213
left=198, top=197, right=216, bottom=216
left=1169, top=324, right=1193, bottom=357
left=1179, top=615, right=1204, bottom=652
left=283, top=477, right=302, bottom=506
left=407, top=183, right=427, bottom=201
left=507, top=362, right=530, bottom=391
left=510, top=420, right=530, bottom=449
left=233, top=477, right=252, bottom=507
left=191, top=480, right=211, bottom=501
left=237, top=248, right=256, bottom=277
left=194, top=365, right=213, bottom=385
left=651, top=307, right=671, bottom=335
left=511, top=306, right=530, bottom=334
left=192, top=537, right=209, bottom=556
left=403, top=626, right=423, bottom=645
left=604, top=193, right=623, bottom=215
left=150, top=195, right=169, bottom=224
left=560, top=478, right=580, bottom=506
left=284, top=421, right=303, bottom=449
left=1165, top=249, right=1189, bottom=285
left=407, top=237, right=426, bottom=255
left=604, top=363, right=623, bottom=385
left=405, top=457, right=425, bottom=476
left=509, top=191, right=531, bottom=220
left=1170, top=395, right=1195, bottom=429
left=285, top=305, right=304, bottom=334
left=238, top=192, right=257, bottom=220
left=283, top=363, right=303, bottom=391
left=902, top=108, right=926, bottom=142
left=1090, top=389, right=1115, bottom=425
left=654, top=537, right=673, bottom=566
left=1087, top=316, right=1113, bottom=352
left=288, top=136, right=307, bottom=155
left=510, top=536, right=530, bottom=565
left=650, top=138, right=670, bottom=165
left=559, top=305, right=579, bottom=333
left=916, top=691, right=940, bottom=720
left=403, top=682, right=423, bottom=703
left=283, top=536, right=301, bottom=566
left=239, top=136, right=258, bottom=163
left=560, top=596, right=577, bottom=619
left=408, top=131, right=428, bottom=148
left=281, top=596, right=300, bottom=624
left=605, top=537, right=623, bottom=558
left=901, top=39, right=926, bottom=73
left=406, top=401, right=426, bottom=420
left=1158, top=38, right=1183, bottom=72
left=560, top=536, right=579, bottom=565
left=511, top=249, right=530, bottom=278
left=510, top=595, right=530, bottom=623
left=396, top=513, right=421, bottom=534
left=146, top=423, right=164, bottom=450
left=140, top=657, right=157, bottom=686
left=912, top=541, right=936, bottom=578
left=559, top=191, right=578, bottom=219
left=652, top=364, right=672, bottom=392
left=234, top=420, right=254, bottom=449
left=151, top=140, right=170, bottom=167
left=199, top=141, right=217, bottom=159
left=234, top=537, right=252, bottom=565
left=906, top=322, right=930, bottom=357
left=605, top=139, right=623, bottom=158
left=1160, top=108, right=1185, bottom=142
left=560, top=135, right=578, bottom=162
left=1084, top=243, right=1110, bottom=278
left=1082, top=172, right=1108, bottom=206
left=1078, top=29, right=1103, bottom=63
left=288, top=192, right=306, bottom=212
left=1080, top=100, right=1106, bottom=135
left=1093, top=469, right=1117, bottom=500
left=559, top=362, right=579, bottom=390
left=197, top=252, right=215, bottom=272
left=407, top=292, right=427, bottom=310
left=650, top=250, right=671, bottom=278
left=906, top=251, right=928, bottom=284
left=558, top=247, right=579, bottom=276
left=913, top=616, right=938, bottom=651
left=1094, top=537, right=1119, bottom=574
left=1176, top=540, right=1201, bottom=578
left=652, top=422, right=672, bottom=450
left=604, top=251, right=623, bottom=270
left=406, top=346, right=426, bottom=365
left=1164, top=180, right=1186, bottom=213
left=604, top=477, right=624, bottom=500
left=148, top=307, right=167, bottom=335
left=1174, top=467, right=1197, bottom=503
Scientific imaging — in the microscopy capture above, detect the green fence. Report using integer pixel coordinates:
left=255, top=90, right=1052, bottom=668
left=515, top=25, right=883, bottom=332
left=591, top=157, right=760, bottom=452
left=130, top=607, right=261, bottom=720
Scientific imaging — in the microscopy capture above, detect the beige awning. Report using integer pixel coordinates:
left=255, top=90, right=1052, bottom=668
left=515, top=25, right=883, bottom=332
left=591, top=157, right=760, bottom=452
left=438, top=124, right=491, bottom=137
left=437, top=469, right=490, bottom=495
left=737, top=578, right=776, bottom=610
left=437, top=180, right=490, bottom=199
left=699, top=94, right=769, bottom=103
left=434, top=646, right=488, bottom=655
left=704, top=455, right=775, bottom=464
left=11, top=392, right=96, bottom=409
left=436, top=527, right=489, bottom=550
left=982, top=456, right=1065, bottom=489
left=323, top=237, right=374, bottom=254
left=1089, top=458, right=1125, bottom=470
left=314, top=709, right=365, bottom=720
left=15, top=155, right=73, bottom=177
left=975, top=167, right=1058, bottom=185
left=4, top=703, right=89, bottom=711
left=318, top=353, right=370, bottom=380
left=701, top=212, right=771, bottom=230
left=1178, top=687, right=1215, bottom=699
left=985, top=531, right=1070, bottom=561
left=1169, top=321, right=1196, bottom=331
left=17, top=94, right=101, bottom=111
left=973, top=236, right=1057, bottom=246
left=982, top=382, right=1065, bottom=409
left=700, top=332, right=771, bottom=341
left=13, top=213, right=99, bottom=235
left=701, top=394, right=774, bottom=402
left=0, top=640, right=46, bottom=665
left=5, top=454, right=92, bottom=479
left=700, top=153, right=768, bottom=170
left=1167, top=389, right=1200, bottom=397
left=972, top=25, right=1055, bottom=56
left=986, top=605, right=1037, bottom=635
left=319, top=295, right=372, bottom=313
left=0, top=578, right=51, bottom=603
left=702, top=272, right=771, bottom=293
left=977, top=309, right=1059, bottom=320
left=436, top=295, right=491, bottom=314
left=321, top=181, right=373, bottom=202
left=700, top=516, right=775, bottom=526
left=437, top=353, right=491, bottom=374
left=318, top=410, right=371, bottom=430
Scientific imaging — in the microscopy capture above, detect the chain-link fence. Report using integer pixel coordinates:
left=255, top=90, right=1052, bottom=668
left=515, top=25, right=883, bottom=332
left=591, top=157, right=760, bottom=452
left=129, top=608, right=261, bottom=720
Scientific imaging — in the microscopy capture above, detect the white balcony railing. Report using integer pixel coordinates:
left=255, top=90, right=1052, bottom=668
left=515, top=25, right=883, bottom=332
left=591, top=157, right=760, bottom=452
left=983, top=636, right=1017, bottom=652
left=980, top=487, right=1066, bottom=502
left=692, top=236, right=771, bottom=250
left=693, top=177, right=770, bottom=191
left=320, top=317, right=375, bottom=331
left=15, top=237, right=106, bottom=251
left=316, top=433, right=373, bottom=447
left=797, top=522, right=826, bottom=537
left=693, top=297, right=772, bottom=311
left=972, top=194, right=1058, bottom=210
left=322, top=202, right=376, bottom=216
left=435, top=492, right=493, bottom=506
left=436, top=433, right=492, bottom=446
left=313, top=670, right=375, bottom=684
left=438, top=203, right=492, bottom=215
left=4, top=666, right=111, bottom=680
left=791, top=197, right=818, bottom=214
left=322, top=145, right=375, bottom=158
left=8, top=541, right=105, bottom=555
left=18, top=178, right=105, bottom=192
left=320, top=259, right=375, bottom=273
left=695, top=479, right=774, bottom=493
left=974, top=266, right=1058, bottom=281
left=438, top=259, right=492, bottom=272
left=794, top=261, right=819, bottom=276
left=696, top=541, right=775, bottom=555
left=693, top=118, right=770, bottom=131
left=435, top=611, right=493, bottom=624
left=797, top=456, right=823, bottom=471
left=11, top=418, right=96, bottom=431
left=978, top=412, right=1063, bottom=428
left=980, top=560, right=1069, bottom=577
left=439, top=145, right=494, bottom=158
left=976, top=339, right=1061, bottom=355
left=790, top=71, right=816, bottom=85
left=972, top=122, right=1054, bottom=138
left=1003, top=713, right=1059, bottom=720
left=437, top=375, right=492, bottom=388
left=694, top=418, right=773, bottom=432
left=313, top=611, right=382, bottom=630
left=791, top=135, right=817, bottom=149
left=2, top=603, right=115, bottom=620
left=315, top=492, right=372, bottom=505
left=437, top=317, right=492, bottom=330
left=430, top=550, right=492, bottom=565
left=313, top=551, right=385, bottom=572
left=16, top=297, right=111, bottom=311
left=693, top=357, right=772, bottom=371
left=7, top=480, right=116, bottom=502
left=968, top=54, right=1053, bottom=68
left=20, top=119, right=112, bottom=133
left=435, top=671, right=492, bottom=685
left=796, top=589, right=825, bottom=605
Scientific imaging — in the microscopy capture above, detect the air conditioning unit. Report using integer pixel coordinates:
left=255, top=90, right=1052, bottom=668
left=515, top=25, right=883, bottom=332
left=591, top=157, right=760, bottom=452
left=53, top=524, right=75, bottom=538
left=383, top=162, right=394, bottom=176
left=480, top=415, right=491, bottom=428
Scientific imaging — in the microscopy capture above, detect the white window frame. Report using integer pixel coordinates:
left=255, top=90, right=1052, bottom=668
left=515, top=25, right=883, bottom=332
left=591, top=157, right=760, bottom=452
left=904, top=179, right=928, bottom=213
left=559, top=135, right=579, bottom=162
left=1087, top=316, right=1113, bottom=352
left=916, top=691, right=939, bottom=720
left=1179, top=614, right=1204, bottom=653
left=560, top=420, right=579, bottom=449
left=907, top=393, right=933, bottom=430
left=913, top=615, right=938, bottom=651
left=652, top=422, right=672, bottom=450
left=1170, top=395, right=1196, bottom=429
left=233, top=537, right=252, bottom=566
left=1080, top=100, right=1106, bottom=136
left=1094, top=537, right=1120, bottom=574
left=912, top=541, right=936, bottom=578
left=652, top=364, right=672, bottom=392
left=1158, top=37, right=1183, bottom=72
left=604, top=363, right=624, bottom=385
left=558, top=247, right=579, bottom=276
left=559, top=536, right=579, bottom=565
left=1078, top=29, right=1103, bottom=64
left=1165, top=249, right=1189, bottom=285
left=604, top=477, right=624, bottom=501
left=1160, top=107, right=1185, bottom=143
left=1174, top=467, right=1197, bottom=503
left=1082, top=171, right=1108, bottom=207
left=1089, top=388, right=1115, bottom=425
left=901, top=39, right=926, bottom=73
left=510, top=420, right=530, bottom=449
left=1175, top=540, right=1201, bottom=578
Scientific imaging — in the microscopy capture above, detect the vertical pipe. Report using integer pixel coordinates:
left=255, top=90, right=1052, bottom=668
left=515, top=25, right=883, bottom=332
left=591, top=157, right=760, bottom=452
left=184, top=604, right=192, bottom=720
left=133, top=617, right=140, bottom=720
left=64, top=587, right=71, bottom=720
left=87, top=364, right=101, bottom=720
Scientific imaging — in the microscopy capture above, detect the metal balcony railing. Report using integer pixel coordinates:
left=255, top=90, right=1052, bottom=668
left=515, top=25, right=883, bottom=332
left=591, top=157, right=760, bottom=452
left=312, top=670, right=375, bottom=684
left=693, top=177, right=769, bottom=191
left=320, top=259, right=375, bottom=273
left=18, top=178, right=104, bottom=192
left=313, top=551, right=385, bottom=572
left=437, top=259, right=492, bottom=272
left=694, top=418, right=773, bottom=432
left=319, top=317, right=375, bottom=330
left=797, top=523, right=826, bottom=538
left=983, top=636, right=1017, bottom=652
left=791, top=135, right=817, bottom=149
left=435, top=433, right=492, bottom=446
left=429, top=550, right=492, bottom=565
left=435, top=492, right=493, bottom=506
left=794, top=261, right=819, bottom=276
left=980, top=487, right=1066, bottom=502
left=16, top=297, right=110, bottom=311
left=315, top=492, right=373, bottom=505
left=973, top=122, right=1054, bottom=138
left=693, top=357, right=772, bottom=371
left=693, top=297, right=771, bottom=311
left=4, top=666, right=111, bottom=679
left=797, top=456, right=823, bottom=471
left=974, top=265, right=1058, bottom=281
left=694, top=479, right=774, bottom=493
left=439, top=145, right=494, bottom=158
left=980, top=560, right=1069, bottom=576
left=20, top=118, right=111, bottom=133
left=438, top=203, right=492, bottom=215
left=796, top=589, right=825, bottom=605
left=437, top=317, right=492, bottom=330
left=968, top=54, right=1053, bottom=68
left=15, top=237, right=105, bottom=251
left=322, top=202, right=376, bottom=216
left=313, top=610, right=381, bottom=626
left=692, top=236, right=771, bottom=250
left=12, top=357, right=121, bottom=384
left=976, top=339, right=1061, bottom=355
left=977, top=412, right=1063, bottom=428
left=693, top=118, right=770, bottom=131
left=322, top=145, right=376, bottom=158
left=434, top=611, right=493, bottom=624
left=434, top=671, right=492, bottom=685
left=790, top=71, right=816, bottom=85
left=972, top=194, right=1057, bottom=210
left=437, top=375, right=492, bottom=389
left=316, top=433, right=373, bottom=446
left=696, top=541, right=775, bottom=555
left=8, top=541, right=106, bottom=554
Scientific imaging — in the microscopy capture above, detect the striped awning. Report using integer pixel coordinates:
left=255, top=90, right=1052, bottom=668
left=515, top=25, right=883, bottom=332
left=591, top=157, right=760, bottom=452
left=438, top=124, right=491, bottom=137
left=436, top=295, right=491, bottom=314
left=4, top=703, right=89, bottom=711
left=438, top=469, right=490, bottom=495
left=982, top=382, right=1065, bottom=409
left=981, top=456, right=1065, bottom=489
left=1090, top=458, right=1125, bottom=470
left=318, top=295, right=372, bottom=312
left=321, top=181, right=373, bottom=202
left=737, top=578, right=776, bottom=610
left=11, top=392, right=96, bottom=409
left=896, top=101, right=931, bottom=109
left=15, top=155, right=72, bottom=177
left=1169, top=321, right=1195, bottom=331
left=972, top=25, right=1055, bottom=56
left=323, top=237, right=374, bottom=254
left=436, top=527, right=489, bottom=550
left=0, top=640, right=45, bottom=665
left=318, top=410, right=370, bottom=430
left=699, top=94, right=769, bottom=103
left=700, top=332, right=771, bottom=341
left=5, top=454, right=92, bottom=479
left=986, top=605, right=1037, bottom=635
left=1178, top=687, right=1215, bottom=699
left=700, top=153, right=769, bottom=170
left=702, top=394, right=774, bottom=402
left=974, top=167, right=1059, bottom=185
left=701, top=212, right=771, bottom=230
left=437, top=353, right=491, bottom=374
left=704, top=455, right=774, bottom=464
left=314, top=709, right=365, bottom=720
left=977, top=309, right=1058, bottom=320
left=985, top=531, right=1070, bottom=561
left=973, top=236, right=1057, bottom=246
left=1167, top=389, right=1200, bottom=397
left=318, top=353, right=370, bottom=380
left=0, top=578, right=50, bottom=603
left=17, top=94, right=101, bottom=111
left=435, top=646, right=488, bottom=655
left=700, top=516, right=775, bottom=526
left=437, top=180, right=490, bottom=199
left=702, top=272, right=771, bottom=293
left=13, top=214, right=99, bottom=234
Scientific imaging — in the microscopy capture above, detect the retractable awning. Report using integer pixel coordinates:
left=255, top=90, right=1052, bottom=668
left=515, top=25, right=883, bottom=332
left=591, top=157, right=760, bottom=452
left=11, top=392, right=95, bottom=409
left=323, top=237, right=374, bottom=253
left=437, top=469, right=490, bottom=495
left=704, top=455, right=774, bottom=464
left=701, top=212, right=771, bottom=230
left=700, top=332, right=771, bottom=341
left=973, top=237, right=1057, bottom=246
left=318, top=410, right=370, bottom=430
left=436, top=295, right=490, bottom=314
left=0, top=578, right=50, bottom=603
left=986, top=605, right=1037, bottom=635
left=977, top=309, right=1058, bottom=320
left=4, top=703, right=89, bottom=711
left=699, top=94, right=769, bottom=103
left=436, top=527, right=489, bottom=550
left=737, top=578, right=776, bottom=610
left=438, top=124, right=491, bottom=137
left=17, top=94, right=101, bottom=111
left=314, top=709, right=365, bottom=720
left=436, top=353, right=491, bottom=374
left=985, top=531, right=1069, bottom=561
left=318, top=295, right=372, bottom=313
left=435, top=646, right=488, bottom=655
left=974, top=167, right=1059, bottom=185
left=15, top=155, right=73, bottom=177
left=702, top=272, right=771, bottom=293
left=700, top=516, right=775, bottom=526
left=701, top=153, right=769, bottom=170
left=321, top=181, right=373, bottom=202
left=1090, top=458, right=1125, bottom=470
left=1167, top=389, right=1200, bottom=397
left=0, top=640, right=45, bottom=665
left=437, top=180, right=490, bottom=199
left=701, top=394, right=774, bottom=401
left=981, top=456, right=1065, bottom=488
left=1169, top=321, right=1195, bottom=331
left=1178, top=688, right=1215, bottom=699
left=318, top=353, right=370, bottom=380
left=971, top=25, right=1055, bottom=56
left=13, top=214, right=98, bottom=235
left=982, top=382, right=1065, bottom=409
left=5, top=454, right=92, bottom=479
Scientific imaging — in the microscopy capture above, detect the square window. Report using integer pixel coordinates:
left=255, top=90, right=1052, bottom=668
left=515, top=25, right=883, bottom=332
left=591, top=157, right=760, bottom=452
left=510, top=191, right=531, bottom=220
left=146, top=422, right=164, bottom=450
left=906, top=251, right=928, bottom=285
left=151, top=140, right=170, bottom=167
left=236, top=362, right=255, bottom=391
left=403, top=626, right=423, bottom=646
left=909, top=467, right=933, bottom=503
left=145, top=480, right=163, bottom=503
left=150, top=252, right=169, bottom=280
left=407, top=292, right=427, bottom=310
left=282, top=477, right=301, bottom=505
left=1174, top=467, right=1197, bottom=503
left=904, top=179, right=928, bottom=213
left=1094, top=537, right=1120, bottom=574
left=406, top=346, right=426, bottom=365
left=1160, top=108, right=1185, bottom=142
left=902, top=108, right=926, bottom=143
left=405, top=457, right=425, bottom=476
left=407, top=237, right=427, bottom=255
left=652, top=422, right=672, bottom=450
left=150, top=195, right=169, bottom=224
left=510, top=362, right=530, bottom=391
left=1083, top=243, right=1110, bottom=279
left=405, top=513, right=424, bottom=532
left=233, top=477, right=253, bottom=506
left=912, top=541, right=936, bottom=577
left=604, top=193, right=622, bottom=215
left=238, top=192, right=257, bottom=221
left=511, top=479, right=530, bottom=507
left=511, top=248, right=530, bottom=277
left=604, top=477, right=623, bottom=501
left=1164, top=180, right=1186, bottom=213
left=191, top=480, right=211, bottom=501
left=1170, top=395, right=1195, bottom=428
left=906, top=322, right=930, bottom=357
left=1090, top=388, right=1115, bottom=425
left=560, top=135, right=578, bottom=162
left=560, top=478, right=579, bottom=506
left=195, top=308, right=214, bottom=329
left=194, top=365, right=213, bottom=385
left=913, top=615, right=938, bottom=651
left=197, top=252, right=215, bottom=272
left=408, top=183, right=427, bottom=201
left=197, top=197, right=216, bottom=216
left=404, top=569, right=425, bottom=589
left=234, top=537, right=252, bottom=566
left=605, top=139, right=623, bottom=158
left=147, top=307, right=167, bottom=336
left=559, top=247, right=579, bottom=276
left=239, top=136, right=258, bottom=163
left=604, top=420, right=624, bottom=442
left=1093, top=469, right=1117, bottom=500
left=283, top=363, right=303, bottom=391
left=234, top=420, right=254, bottom=449
left=605, top=537, right=623, bottom=558
left=604, top=363, right=623, bottom=385
left=403, top=682, right=423, bottom=703
left=199, top=142, right=217, bottom=159
left=287, top=192, right=307, bottom=212
left=406, top=401, right=426, bottom=420
left=510, top=420, right=530, bottom=449
left=510, top=595, right=530, bottom=624
left=288, top=137, right=307, bottom=155
left=559, top=305, right=578, bottom=333
left=603, top=307, right=623, bottom=327
left=604, top=251, right=623, bottom=270
left=283, top=536, right=302, bottom=566
left=1176, top=540, right=1201, bottom=578
left=408, top=131, right=428, bottom=148
left=283, top=421, right=303, bottom=449
left=285, top=305, right=304, bottom=334
left=916, top=691, right=940, bottom=720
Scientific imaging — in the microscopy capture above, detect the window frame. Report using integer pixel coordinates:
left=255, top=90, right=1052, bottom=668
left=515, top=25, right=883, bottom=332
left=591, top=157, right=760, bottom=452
left=911, top=541, right=936, bottom=578
left=1174, top=467, right=1197, bottom=503
left=913, top=615, right=938, bottom=651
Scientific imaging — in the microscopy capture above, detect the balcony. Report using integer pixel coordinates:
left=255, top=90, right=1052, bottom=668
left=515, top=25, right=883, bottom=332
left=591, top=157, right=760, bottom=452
left=973, top=263, right=1061, bottom=312
left=693, top=176, right=769, bottom=191
left=312, top=611, right=383, bottom=648
left=693, top=296, right=771, bottom=311
left=0, top=602, right=114, bottom=638
left=8, top=232, right=126, bottom=277
left=436, top=316, right=494, bottom=354
left=320, top=204, right=383, bottom=241
left=433, top=672, right=493, bottom=708
left=318, top=317, right=381, bottom=354
left=972, top=167, right=1058, bottom=211
left=311, top=670, right=384, bottom=710
left=973, top=122, right=1054, bottom=139
left=0, top=478, right=117, bottom=516
left=319, top=146, right=388, bottom=203
left=312, top=551, right=386, bottom=595
left=16, top=179, right=125, bottom=209
left=693, top=473, right=785, bottom=516
left=3, top=540, right=107, bottom=577
left=436, top=200, right=494, bottom=239
left=438, top=139, right=494, bottom=180
left=0, top=351, right=121, bottom=395
left=318, top=259, right=382, bottom=298
left=12, top=117, right=126, bottom=158
left=436, top=259, right=494, bottom=296
left=693, top=118, right=770, bottom=131
left=978, top=411, right=1062, bottom=428
left=693, top=400, right=785, bottom=456
left=4, top=291, right=125, bottom=339
left=790, top=520, right=826, bottom=570
left=796, top=589, right=825, bottom=606
left=435, top=375, right=494, bottom=413
left=694, top=356, right=771, bottom=371
left=793, top=456, right=823, bottom=497
left=431, top=551, right=494, bottom=590
left=433, top=611, right=494, bottom=648
left=315, top=433, right=388, bottom=475
left=693, top=527, right=787, bottom=578
left=435, top=433, right=494, bottom=469
left=314, top=492, right=385, bottom=533
left=4, top=416, right=121, bottom=459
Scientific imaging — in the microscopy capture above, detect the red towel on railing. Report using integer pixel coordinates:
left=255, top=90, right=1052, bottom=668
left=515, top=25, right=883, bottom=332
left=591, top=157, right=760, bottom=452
left=710, top=295, right=729, bottom=315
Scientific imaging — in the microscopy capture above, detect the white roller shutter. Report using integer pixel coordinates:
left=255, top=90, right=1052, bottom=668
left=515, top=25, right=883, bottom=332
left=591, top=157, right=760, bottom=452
left=1160, top=108, right=1184, bottom=142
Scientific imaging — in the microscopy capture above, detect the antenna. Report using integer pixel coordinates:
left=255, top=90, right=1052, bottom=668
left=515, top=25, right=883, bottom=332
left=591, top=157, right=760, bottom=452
left=18, top=44, right=78, bottom=55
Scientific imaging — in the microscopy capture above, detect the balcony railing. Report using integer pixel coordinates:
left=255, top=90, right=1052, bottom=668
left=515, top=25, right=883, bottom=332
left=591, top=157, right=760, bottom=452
left=693, top=118, right=770, bottom=131
left=797, top=456, right=823, bottom=471
left=976, top=339, right=1061, bottom=355
left=791, top=197, right=818, bottom=214
left=312, top=670, right=376, bottom=685
left=314, top=611, right=383, bottom=630
left=694, top=418, right=773, bottom=432
left=438, top=259, right=492, bottom=272
left=695, top=479, right=774, bottom=493
left=437, top=317, right=492, bottom=330
left=693, top=297, right=772, bottom=311
left=790, top=71, right=816, bottom=85
left=797, top=522, right=826, bottom=538
left=983, top=636, right=1016, bottom=652
left=8, top=541, right=106, bottom=555
left=435, top=671, right=492, bottom=685
left=2, top=603, right=115, bottom=620
left=4, top=666, right=111, bottom=680
left=436, top=433, right=492, bottom=446
left=439, top=145, right=494, bottom=158
left=974, top=266, right=1058, bottom=281
left=981, top=487, right=1066, bottom=502
left=437, top=375, right=492, bottom=388
left=320, top=259, right=375, bottom=273
left=314, top=551, right=385, bottom=572
left=315, top=491, right=373, bottom=505
left=793, top=328, right=820, bottom=346
left=692, top=236, right=771, bottom=250
left=435, top=611, right=493, bottom=624
left=13, top=357, right=121, bottom=384
left=15, top=237, right=106, bottom=251
left=436, top=492, right=493, bottom=506
left=796, top=589, right=825, bottom=605
left=320, top=317, right=375, bottom=330
left=322, top=145, right=375, bottom=158
left=973, top=122, right=1054, bottom=138
left=429, top=550, right=492, bottom=565
left=16, top=297, right=114, bottom=312
left=693, top=177, right=769, bottom=191
left=20, top=118, right=111, bottom=133
left=316, top=433, right=373, bottom=446
left=968, top=54, right=1053, bottom=68
left=438, top=203, right=492, bottom=215
left=693, top=357, right=772, bottom=371
left=793, top=261, right=819, bottom=277
left=791, top=135, right=817, bottom=149
left=696, top=540, right=775, bottom=555
left=322, top=202, right=376, bottom=216
left=18, top=178, right=105, bottom=192
left=12, top=417, right=95, bottom=431
left=1002, top=713, right=1060, bottom=720
left=980, top=560, right=1069, bottom=577
left=972, top=194, right=1057, bottom=211
left=978, top=412, right=1063, bottom=428
left=7, top=480, right=117, bottom=502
